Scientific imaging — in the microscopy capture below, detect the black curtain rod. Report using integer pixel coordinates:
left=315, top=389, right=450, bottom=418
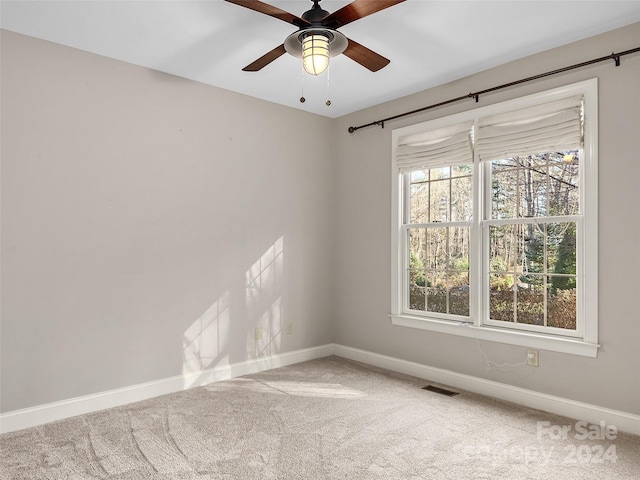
left=347, top=46, right=640, bottom=134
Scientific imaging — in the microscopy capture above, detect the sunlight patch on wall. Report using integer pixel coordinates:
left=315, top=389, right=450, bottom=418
left=246, top=236, right=285, bottom=358
left=255, top=297, right=283, bottom=356
left=182, top=290, right=230, bottom=384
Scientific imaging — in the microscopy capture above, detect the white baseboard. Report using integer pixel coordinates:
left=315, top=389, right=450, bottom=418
left=0, top=344, right=334, bottom=434
left=331, top=344, right=640, bottom=436
left=3, top=343, right=638, bottom=437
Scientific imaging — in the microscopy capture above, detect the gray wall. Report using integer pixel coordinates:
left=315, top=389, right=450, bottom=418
left=1, top=31, right=336, bottom=412
left=332, top=22, right=640, bottom=415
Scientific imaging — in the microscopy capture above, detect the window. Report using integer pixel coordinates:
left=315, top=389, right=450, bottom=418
left=391, top=80, right=598, bottom=357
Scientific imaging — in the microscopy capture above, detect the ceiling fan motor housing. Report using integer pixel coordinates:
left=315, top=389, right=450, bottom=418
left=301, top=0, right=330, bottom=23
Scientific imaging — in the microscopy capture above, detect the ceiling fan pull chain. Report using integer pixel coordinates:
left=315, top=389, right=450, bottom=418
left=300, top=62, right=306, bottom=103
left=326, top=64, right=331, bottom=107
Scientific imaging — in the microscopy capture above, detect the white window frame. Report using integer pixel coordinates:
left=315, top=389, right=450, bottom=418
left=390, top=79, right=598, bottom=357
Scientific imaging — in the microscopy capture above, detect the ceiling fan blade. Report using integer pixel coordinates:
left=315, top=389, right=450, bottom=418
left=242, top=44, right=287, bottom=71
left=322, top=0, right=406, bottom=28
left=342, top=38, right=390, bottom=72
left=224, top=0, right=310, bottom=28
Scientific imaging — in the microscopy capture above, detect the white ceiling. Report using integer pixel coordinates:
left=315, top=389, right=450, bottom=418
left=2, top=0, right=640, bottom=118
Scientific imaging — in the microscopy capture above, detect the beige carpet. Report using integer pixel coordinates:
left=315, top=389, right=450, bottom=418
left=1, top=356, right=638, bottom=479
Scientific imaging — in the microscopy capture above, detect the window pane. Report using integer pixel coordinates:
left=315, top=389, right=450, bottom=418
left=430, top=167, right=450, bottom=180
left=425, top=227, right=448, bottom=270
left=427, top=288, right=447, bottom=313
left=408, top=228, right=426, bottom=289
left=452, top=165, right=473, bottom=178
left=451, top=176, right=473, bottom=222
left=490, top=278, right=515, bottom=322
left=547, top=283, right=577, bottom=330
left=410, top=166, right=473, bottom=224
left=548, top=152, right=580, bottom=216
left=522, top=223, right=545, bottom=277
left=410, top=183, right=428, bottom=224
left=491, top=162, right=518, bottom=219
left=546, top=222, right=576, bottom=275
left=408, top=228, right=425, bottom=264
left=492, top=158, right=519, bottom=170
left=517, top=158, right=547, bottom=217
left=408, top=228, right=426, bottom=311
left=410, top=170, right=427, bottom=183
left=449, top=227, right=470, bottom=271
left=489, top=224, right=517, bottom=274
left=449, top=237, right=469, bottom=316
left=429, top=179, right=450, bottom=222
left=426, top=270, right=447, bottom=313
left=449, top=278, right=469, bottom=316
left=492, top=152, right=580, bottom=220
left=408, top=272, right=426, bottom=311
left=516, top=281, right=544, bottom=325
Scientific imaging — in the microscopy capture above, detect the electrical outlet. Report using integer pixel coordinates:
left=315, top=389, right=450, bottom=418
left=255, top=327, right=263, bottom=341
left=527, top=349, right=539, bottom=367
left=286, top=322, right=293, bottom=335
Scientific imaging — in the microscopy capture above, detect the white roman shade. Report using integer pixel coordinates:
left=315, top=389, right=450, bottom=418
left=395, top=121, right=473, bottom=172
left=476, top=95, right=583, bottom=162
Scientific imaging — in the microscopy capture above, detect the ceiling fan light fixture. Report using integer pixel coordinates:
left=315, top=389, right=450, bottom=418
left=302, top=33, right=330, bottom=75
left=285, top=28, right=347, bottom=73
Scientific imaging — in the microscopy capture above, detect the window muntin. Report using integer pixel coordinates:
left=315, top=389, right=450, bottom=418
left=391, top=80, right=597, bottom=354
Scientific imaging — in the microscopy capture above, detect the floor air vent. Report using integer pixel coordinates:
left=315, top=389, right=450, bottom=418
left=422, top=385, right=459, bottom=397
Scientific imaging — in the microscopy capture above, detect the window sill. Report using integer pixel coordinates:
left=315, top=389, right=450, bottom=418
left=390, top=314, right=599, bottom=358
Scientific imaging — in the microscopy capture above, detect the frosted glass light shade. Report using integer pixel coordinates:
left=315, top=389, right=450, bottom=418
left=302, top=34, right=330, bottom=75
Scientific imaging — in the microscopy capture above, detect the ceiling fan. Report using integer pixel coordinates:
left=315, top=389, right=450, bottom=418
left=224, top=0, right=406, bottom=75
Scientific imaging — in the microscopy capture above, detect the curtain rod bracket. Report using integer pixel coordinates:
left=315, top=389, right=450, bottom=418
left=612, top=53, right=621, bottom=66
